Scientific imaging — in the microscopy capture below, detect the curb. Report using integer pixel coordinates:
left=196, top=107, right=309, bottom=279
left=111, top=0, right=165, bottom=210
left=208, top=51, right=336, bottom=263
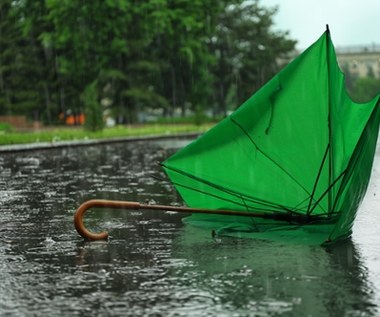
left=0, top=132, right=201, bottom=154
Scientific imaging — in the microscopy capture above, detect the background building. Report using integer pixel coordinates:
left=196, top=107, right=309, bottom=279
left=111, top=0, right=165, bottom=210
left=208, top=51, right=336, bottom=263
left=336, top=44, right=380, bottom=79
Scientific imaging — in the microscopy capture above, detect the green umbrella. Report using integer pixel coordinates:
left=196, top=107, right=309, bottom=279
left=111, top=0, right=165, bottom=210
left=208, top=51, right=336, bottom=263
left=74, top=27, right=380, bottom=245
left=162, top=27, right=380, bottom=244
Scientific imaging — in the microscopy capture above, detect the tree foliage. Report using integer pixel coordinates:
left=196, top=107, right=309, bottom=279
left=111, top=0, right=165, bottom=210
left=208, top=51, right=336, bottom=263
left=0, top=0, right=297, bottom=126
left=83, top=81, right=104, bottom=131
left=349, top=77, right=380, bottom=103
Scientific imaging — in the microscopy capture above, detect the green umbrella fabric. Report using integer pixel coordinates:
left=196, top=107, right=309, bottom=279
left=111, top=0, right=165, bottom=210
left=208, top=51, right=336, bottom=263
left=162, top=28, right=380, bottom=244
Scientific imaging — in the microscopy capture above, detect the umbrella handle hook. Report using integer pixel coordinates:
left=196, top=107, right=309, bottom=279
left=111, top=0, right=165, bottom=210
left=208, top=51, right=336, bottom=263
left=74, top=199, right=141, bottom=240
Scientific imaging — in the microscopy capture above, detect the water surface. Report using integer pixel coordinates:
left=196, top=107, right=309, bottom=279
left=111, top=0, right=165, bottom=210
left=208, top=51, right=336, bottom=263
left=1, top=139, right=380, bottom=316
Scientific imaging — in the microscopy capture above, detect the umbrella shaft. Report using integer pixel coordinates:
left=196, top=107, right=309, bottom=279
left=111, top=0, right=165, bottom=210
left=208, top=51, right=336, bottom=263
left=74, top=199, right=320, bottom=240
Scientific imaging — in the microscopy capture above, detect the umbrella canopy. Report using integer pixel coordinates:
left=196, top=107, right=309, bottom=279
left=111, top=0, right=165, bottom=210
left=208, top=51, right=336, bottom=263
left=162, top=28, right=380, bottom=244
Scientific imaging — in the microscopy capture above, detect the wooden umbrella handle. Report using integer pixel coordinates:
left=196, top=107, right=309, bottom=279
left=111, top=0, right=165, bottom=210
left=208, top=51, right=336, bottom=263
left=74, top=199, right=141, bottom=240
left=73, top=199, right=258, bottom=240
left=74, top=199, right=321, bottom=240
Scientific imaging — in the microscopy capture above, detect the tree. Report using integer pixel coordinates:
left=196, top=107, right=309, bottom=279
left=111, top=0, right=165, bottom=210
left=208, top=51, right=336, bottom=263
left=210, top=0, right=296, bottom=116
left=350, top=77, right=380, bottom=103
left=0, top=1, right=39, bottom=117
left=19, top=0, right=58, bottom=123
left=0, top=0, right=296, bottom=125
left=0, top=0, right=59, bottom=123
left=0, top=0, right=18, bottom=115
left=83, top=81, right=103, bottom=131
left=136, top=0, right=217, bottom=117
left=45, top=0, right=135, bottom=124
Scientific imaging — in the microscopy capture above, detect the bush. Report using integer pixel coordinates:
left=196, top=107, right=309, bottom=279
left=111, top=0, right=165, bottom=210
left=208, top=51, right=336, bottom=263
left=0, top=122, right=12, bottom=133
left=83, top=81, right=104, bottom=132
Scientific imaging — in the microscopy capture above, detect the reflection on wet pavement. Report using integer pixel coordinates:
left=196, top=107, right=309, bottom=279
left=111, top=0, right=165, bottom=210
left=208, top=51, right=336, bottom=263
left=0, top=139, right=379, bottom=316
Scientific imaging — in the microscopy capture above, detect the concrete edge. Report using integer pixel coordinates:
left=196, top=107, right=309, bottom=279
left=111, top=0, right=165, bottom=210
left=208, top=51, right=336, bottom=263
left=0, top=132, right=202, bottom=154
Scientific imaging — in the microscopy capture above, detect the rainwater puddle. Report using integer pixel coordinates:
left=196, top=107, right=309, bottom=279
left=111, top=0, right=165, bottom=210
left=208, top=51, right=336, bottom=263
left=0, top=138, right=379, bottom=316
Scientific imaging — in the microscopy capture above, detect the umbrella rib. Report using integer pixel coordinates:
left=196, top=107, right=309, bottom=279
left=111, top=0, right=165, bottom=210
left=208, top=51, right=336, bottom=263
left=229, top=117, right=314, bottom=199
left=308, top=169, right=347, bottom=214
left=162, top=164, right=304, bottom=215
left=307, top=143, right=330, bottom=214
left=168, top=178, right=298, bottom=214
left=292, top=195, right=327, bottom=214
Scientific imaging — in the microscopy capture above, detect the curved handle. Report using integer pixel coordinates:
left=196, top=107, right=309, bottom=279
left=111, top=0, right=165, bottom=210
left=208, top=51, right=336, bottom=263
left=74, top=199, right=140, bottom=240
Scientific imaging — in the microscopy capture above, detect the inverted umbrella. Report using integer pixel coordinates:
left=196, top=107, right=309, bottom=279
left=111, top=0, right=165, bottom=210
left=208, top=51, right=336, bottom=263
left=75, top=27, right=380, bottom=245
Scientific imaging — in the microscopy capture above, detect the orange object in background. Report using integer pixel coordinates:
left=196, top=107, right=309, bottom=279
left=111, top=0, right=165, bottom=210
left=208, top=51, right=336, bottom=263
left=78, top=113, right=85, bottom=125
left=61, top=113, right=85, bottom=125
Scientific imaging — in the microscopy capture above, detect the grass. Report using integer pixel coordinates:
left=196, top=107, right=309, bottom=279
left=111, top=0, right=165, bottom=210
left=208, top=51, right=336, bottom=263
left=0, top=123, right=213, bottom=146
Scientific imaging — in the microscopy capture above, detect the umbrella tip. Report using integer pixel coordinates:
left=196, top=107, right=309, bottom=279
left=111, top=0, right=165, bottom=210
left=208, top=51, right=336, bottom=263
left=326, top=24, right=330, bottom=33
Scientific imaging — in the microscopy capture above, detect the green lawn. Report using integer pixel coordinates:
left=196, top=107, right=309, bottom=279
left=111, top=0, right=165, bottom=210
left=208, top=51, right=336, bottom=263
left=0, top=124, right=212, bottom=146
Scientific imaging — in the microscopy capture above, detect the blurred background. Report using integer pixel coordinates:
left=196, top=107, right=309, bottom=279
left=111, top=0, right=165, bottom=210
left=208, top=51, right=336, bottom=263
left=0, top=0, right=379, bottom=132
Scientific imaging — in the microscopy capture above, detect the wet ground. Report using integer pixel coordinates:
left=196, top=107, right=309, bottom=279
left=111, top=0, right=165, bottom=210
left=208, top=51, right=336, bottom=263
left=1, top=138, right=380, bottom=316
